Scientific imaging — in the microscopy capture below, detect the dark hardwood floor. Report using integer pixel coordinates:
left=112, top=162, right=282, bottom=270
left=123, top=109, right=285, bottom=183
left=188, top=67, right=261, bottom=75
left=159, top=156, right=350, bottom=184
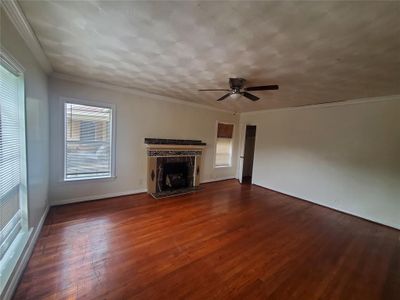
left=14, top=180, right=400, bottom=299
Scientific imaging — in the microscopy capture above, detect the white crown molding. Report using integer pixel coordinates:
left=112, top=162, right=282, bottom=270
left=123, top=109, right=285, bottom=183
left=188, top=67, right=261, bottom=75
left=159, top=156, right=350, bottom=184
left=51, top=72, right=235, bottom=114
left=240, top=94, right=400, bottom=116
left=1, top=0, right=52, bottom=73
left=0, top=45, right=25, bottom=74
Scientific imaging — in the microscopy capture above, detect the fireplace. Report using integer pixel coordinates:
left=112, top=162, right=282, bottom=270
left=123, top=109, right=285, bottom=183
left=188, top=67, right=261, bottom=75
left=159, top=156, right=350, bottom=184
left=145, top=138, right=206, bottom=198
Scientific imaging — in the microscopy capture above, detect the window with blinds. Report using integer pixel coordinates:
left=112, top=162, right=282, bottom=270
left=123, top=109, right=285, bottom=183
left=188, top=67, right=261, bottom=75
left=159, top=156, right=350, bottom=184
left=0, top=63, right=27, bottom=262
left=215, top=123, right=234, bottom=167
left=64, top=102, right=114, bottom=181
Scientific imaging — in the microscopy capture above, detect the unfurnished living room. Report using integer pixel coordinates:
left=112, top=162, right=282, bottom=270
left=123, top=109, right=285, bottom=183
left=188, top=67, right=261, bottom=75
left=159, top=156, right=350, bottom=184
left=0, top=0, right=399, bottom=299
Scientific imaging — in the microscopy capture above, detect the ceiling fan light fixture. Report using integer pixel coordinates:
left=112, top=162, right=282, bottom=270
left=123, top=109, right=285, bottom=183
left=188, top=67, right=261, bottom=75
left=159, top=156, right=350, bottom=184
left=230, top=93, right=241, bottom=99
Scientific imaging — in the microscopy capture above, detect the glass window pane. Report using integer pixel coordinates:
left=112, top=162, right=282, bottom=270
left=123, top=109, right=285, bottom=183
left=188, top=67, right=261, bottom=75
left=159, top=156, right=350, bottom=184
left=215, top=134, right=233, bottom=167
left=64, top=103, right=113, bottom=180
left=0, top=64, right=24, bottom=260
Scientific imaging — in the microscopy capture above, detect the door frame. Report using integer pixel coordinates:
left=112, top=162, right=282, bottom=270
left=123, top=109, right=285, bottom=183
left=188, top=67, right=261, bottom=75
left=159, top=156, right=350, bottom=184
left=236, top=122, right=256, bottom=183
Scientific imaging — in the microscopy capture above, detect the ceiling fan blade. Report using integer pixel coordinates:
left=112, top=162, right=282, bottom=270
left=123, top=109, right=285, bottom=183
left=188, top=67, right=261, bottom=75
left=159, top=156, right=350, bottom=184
left=242, top=92, right=259, bottom=101
left=198, top=89, right=230, bottom=92
left=217, top=93, right=231, bottom=101
left=245, top=85, right=279, bottom=91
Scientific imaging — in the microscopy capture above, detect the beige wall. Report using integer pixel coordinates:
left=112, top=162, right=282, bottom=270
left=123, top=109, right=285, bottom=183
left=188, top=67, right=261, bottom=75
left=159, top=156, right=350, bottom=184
left=240, top=96, right=400, bottom=229
left=48, top=76, right=239, bottom=205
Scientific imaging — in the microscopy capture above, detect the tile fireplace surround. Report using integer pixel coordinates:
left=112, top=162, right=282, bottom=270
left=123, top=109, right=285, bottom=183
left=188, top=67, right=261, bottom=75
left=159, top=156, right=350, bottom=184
left=145, top=138, right=206, bottom=199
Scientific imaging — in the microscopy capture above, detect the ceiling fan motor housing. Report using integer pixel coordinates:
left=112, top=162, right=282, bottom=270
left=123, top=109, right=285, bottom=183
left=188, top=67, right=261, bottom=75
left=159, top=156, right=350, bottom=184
left=229, top=78, right=246, bottom=90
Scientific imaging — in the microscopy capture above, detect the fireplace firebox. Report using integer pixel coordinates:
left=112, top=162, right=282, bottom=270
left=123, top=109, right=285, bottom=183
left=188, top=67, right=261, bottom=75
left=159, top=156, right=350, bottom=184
left=158, top=157, right=194, bottom=191
left=164, top=162, right=188, bottom=189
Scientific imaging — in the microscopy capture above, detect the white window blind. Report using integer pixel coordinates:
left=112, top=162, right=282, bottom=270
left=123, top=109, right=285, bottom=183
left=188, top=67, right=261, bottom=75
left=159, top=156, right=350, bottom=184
left=215, top=123, right=234, bottom=167
left=215, top=138, right=233, bottom=167
left=0, top=64, right=24, bottom=259
left=64, top=102, right=113, bottom=180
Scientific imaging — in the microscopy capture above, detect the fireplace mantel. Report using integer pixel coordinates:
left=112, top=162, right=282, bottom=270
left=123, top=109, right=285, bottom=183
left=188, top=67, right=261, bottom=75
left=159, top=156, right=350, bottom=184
left=146, top=143, right=205, bottom=151
left=145, top=138, right=206, bottom=198
left=144, top=138, right=206, bottom=146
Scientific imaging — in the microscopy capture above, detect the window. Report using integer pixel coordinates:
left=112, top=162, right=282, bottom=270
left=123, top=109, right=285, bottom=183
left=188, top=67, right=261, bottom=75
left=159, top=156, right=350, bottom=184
left=64, top=102, right=114, bottom=181
left=215, top=122, right=234, bottom=167
left=0, top=61, right=28, bottom=292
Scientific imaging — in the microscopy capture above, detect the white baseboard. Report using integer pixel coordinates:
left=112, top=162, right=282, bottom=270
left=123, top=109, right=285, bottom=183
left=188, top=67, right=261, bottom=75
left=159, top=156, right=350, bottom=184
left=50, top=188, right=147, bottom=206
left=200, top=176, right=236, bottom=183
left=2, top=205, right=49, bottom=300
left=253, top=182, right=399, bottom=230
left=51, top=178, right=238, bottom=206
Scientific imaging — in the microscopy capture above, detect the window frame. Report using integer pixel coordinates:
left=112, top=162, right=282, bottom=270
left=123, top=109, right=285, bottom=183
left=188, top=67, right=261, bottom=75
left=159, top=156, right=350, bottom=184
left=60, top=97, right=116, bottom=182
left=214, top=121, right=235, bottom=168
left=0, top=47, right=30, bottom=294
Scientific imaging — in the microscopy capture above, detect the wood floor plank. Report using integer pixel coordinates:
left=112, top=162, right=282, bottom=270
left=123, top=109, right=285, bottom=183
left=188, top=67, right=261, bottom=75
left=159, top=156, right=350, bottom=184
left=13, top=180, right=400, bottom=299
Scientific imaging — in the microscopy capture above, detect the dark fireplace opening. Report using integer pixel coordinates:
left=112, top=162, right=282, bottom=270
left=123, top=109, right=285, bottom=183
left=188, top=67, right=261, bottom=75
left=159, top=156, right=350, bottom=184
left=162, top=162, right=189, bottom=191
left=156, top=156, right=195, bottom=194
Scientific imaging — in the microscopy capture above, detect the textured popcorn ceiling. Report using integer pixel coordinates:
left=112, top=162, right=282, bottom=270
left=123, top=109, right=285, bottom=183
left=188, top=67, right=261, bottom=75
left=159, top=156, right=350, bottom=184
left=19, top=0, right=400, bottom=112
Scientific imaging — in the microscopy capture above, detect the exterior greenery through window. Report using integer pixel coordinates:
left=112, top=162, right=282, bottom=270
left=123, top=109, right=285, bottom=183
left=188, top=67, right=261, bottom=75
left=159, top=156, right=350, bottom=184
left=64, top=102, right=113, bottom=180
left=215, top=123, right=234, bottom=167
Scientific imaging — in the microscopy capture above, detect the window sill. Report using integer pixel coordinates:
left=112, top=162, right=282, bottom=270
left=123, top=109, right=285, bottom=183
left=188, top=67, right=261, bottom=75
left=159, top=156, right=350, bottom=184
left=214, top=165, right=232, bottom=169
left=62, top=175, right=116, bottom=183
left=0, top=228, right=32, bottom=294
